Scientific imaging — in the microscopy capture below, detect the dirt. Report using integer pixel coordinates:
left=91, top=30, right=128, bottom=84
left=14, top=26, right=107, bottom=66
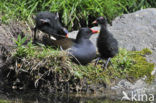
left=0, top=21, right=31, bottom=66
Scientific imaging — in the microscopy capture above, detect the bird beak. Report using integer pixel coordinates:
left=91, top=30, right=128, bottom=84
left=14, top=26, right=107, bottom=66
left=66, top=34, right=68, bottom=38
left=92, top=20, right=97, bottom=24
left=62, top=28, right=69, bottom=38
left=63, top=28, right=68, bottom=34
left=40, top=19, right=50, bottom=24
left=90, top=29, right=99, bottom=34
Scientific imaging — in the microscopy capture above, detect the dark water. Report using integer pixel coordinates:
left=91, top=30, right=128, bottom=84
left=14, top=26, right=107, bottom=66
left=0, top=91, right=149, bottom=103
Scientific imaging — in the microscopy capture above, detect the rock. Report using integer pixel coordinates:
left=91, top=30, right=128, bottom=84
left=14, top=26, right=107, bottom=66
left=109, top=8, right=156, bottom=64
left=68, top=8, right=156, bottom=99
left=109, top=8, right=156, bottom=99
left=69, top=8, right=156, bottom=64
left=111, top=79, right=156, bottom=101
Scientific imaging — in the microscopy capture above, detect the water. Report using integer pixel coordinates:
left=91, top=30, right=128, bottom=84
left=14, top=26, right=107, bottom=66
left=0, top=91, right=146, bottom=103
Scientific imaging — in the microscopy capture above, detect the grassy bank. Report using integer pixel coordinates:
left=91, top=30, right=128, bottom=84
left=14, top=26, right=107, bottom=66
left=0, top=0, right=156, bottom=30
left=1, top=35, right=154, bottom=92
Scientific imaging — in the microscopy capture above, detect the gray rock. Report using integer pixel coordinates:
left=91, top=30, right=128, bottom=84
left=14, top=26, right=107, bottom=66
left=69, top=8, right=156, bottom=98
left=111, top=79, right=156, bottom=101
left=110, top=8, right=156, bottom=99
left=69, top=8, right=156, bottom=64
left=110, top=8, right=156, bottom=64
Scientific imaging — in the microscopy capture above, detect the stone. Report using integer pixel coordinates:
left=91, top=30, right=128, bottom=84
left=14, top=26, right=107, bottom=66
left=69, top=8, right=156, bottom=98
left=69, top=8, right=156, bottom=64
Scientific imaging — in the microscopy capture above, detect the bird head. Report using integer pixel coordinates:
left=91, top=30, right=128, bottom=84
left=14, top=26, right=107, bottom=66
left=76, top=27, right=98, bottom=41
left=40, top=18, right=51, bottom=25
left=92, top=17, right=107, bottom=25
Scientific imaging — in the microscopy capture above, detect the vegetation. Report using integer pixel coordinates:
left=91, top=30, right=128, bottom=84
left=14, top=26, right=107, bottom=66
left=0, top=0, right=156, bottom=30
left=0, top=99, right=9, bottom=103
left=1, top=35, right=153, bottom=92
left=0, top=0, right=155, bottom=102
left=74, top=48, right=154, bottom=85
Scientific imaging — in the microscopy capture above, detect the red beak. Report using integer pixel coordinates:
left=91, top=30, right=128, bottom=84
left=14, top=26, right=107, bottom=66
left=90, top=29, right=99, bottom=34
left=66, top=34, right=68, bottom=38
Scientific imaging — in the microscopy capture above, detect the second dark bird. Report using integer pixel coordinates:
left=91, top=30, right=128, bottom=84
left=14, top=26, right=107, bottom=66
left=42, top=28, right=98, bottom=50
left=34, top=11, right=68, bottom=41
left=93, top=17, right=118, bottom=68
left=68, top=27, right=98, bottom=65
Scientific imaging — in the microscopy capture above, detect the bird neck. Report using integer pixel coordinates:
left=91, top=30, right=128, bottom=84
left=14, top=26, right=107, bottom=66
left=101, top=23, right=107, bottom=29
left=99, top=24, right=108, bottom=37
left=76, top=38, right=87, bottom=43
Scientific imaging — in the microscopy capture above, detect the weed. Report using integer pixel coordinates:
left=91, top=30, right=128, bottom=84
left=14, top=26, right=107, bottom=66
left=72, top=48, right=154, bottom=85
left=3, top=35, right=155, bottom=92
left=0, top=0, right=155, bottom=30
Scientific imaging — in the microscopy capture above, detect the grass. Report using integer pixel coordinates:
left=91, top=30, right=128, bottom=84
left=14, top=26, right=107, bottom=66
left=0, top=0, right=155, bottom=30
left=4, top=35, right=153, bottom=92
left=0, top=100, right=10, bottom=103
left=72, top=48, right=154, bottom=85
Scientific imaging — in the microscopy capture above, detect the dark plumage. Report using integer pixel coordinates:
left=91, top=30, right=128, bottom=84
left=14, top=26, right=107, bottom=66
left=34, top=11, right=68, bottom=41
left=42, top=35, right=75, bottom=50
left=42, top=28, right=98, bottom=50
left=68, top=27, right=97, bottom=65
left=93, top=17, right=118, bottom=68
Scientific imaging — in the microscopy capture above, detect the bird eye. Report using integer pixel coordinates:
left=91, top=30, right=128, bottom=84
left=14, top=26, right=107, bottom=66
left=97, top=19, right=100, bottom=22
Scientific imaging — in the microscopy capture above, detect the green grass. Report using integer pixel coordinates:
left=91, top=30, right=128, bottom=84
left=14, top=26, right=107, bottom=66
left=0, top=99, right=10, bottom=103
left=0, top=0, right=155, bottom=30
left=71, top=48, right=154, bottom=85
left=11, top=35, right=154, bottom=89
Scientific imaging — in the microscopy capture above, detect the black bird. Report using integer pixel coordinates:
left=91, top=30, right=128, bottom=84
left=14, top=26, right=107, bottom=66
left=68, top=27, right=98, bottom=65
left=34, top=11, right=68, bottom=41
left=42, top=35, right=75, bottom=50
left=93, top=17, right=118, bottom=68
left=42, top=28, right=98, bottom=50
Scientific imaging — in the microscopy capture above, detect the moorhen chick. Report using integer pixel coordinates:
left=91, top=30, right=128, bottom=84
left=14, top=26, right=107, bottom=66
left=67, top=27, right=98, bottom=65
left=34, top=11, right=68, bottom=41
left=93, top=17, right=118, bottom=68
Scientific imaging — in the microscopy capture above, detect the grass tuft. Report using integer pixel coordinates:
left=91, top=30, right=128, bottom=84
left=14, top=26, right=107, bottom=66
left=0, top=0, right=155, bottom=30
left=4, top=35, right=154, bottom=92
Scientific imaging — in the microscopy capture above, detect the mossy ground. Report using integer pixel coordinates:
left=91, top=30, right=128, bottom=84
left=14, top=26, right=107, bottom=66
left=72, top=48, right=154, bottom=86
left=1, top=36, right=154, bottom=93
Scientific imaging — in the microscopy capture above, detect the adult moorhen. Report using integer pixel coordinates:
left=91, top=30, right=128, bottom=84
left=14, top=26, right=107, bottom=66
left=42, top=28, right=98, bottom=50
left=67, top=27, right=98, bottom=65
left=34, top=11, right=68, bottom=41
left=42, top=35, right=75, bottom=50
